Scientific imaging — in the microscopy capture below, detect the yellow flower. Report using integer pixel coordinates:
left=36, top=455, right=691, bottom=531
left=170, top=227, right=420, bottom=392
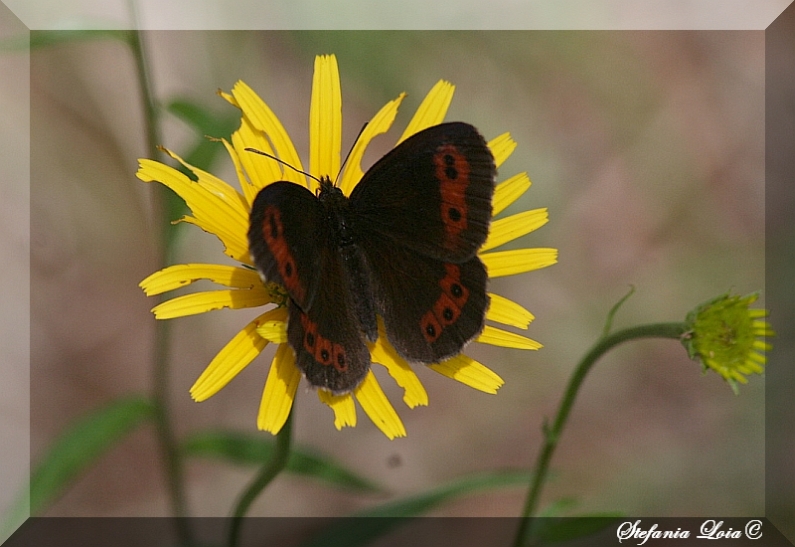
left=137, top=54, right=557, bottom=439
left=683, top=292, right=773, bottom=394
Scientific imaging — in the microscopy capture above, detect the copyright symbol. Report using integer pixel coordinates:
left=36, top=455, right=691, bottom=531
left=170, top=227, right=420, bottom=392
left=745, top=520, right=763, bottom=540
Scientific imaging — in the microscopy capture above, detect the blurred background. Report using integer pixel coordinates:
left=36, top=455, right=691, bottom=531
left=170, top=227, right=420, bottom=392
left=5, top=27, right=771, bottom=522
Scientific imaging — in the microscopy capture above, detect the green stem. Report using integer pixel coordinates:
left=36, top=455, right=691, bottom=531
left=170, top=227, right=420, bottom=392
left=128, top=26, right=194, bottom=546
left=513, top=321, right=687, bottom=547
left=228, top=410, right=294, bottom=547
left=129, top=28, right=160, bottom=161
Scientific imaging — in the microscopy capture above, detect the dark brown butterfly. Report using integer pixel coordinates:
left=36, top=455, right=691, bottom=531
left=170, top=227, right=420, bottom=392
left=248, top=122, right=495, bottom=393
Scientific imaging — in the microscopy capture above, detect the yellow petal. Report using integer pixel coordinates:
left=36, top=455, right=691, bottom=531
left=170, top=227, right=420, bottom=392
left=753, top=326, right=774, bottom=337
left=218, top=89, right=238, bottom=108
left=160, top=148, right=250, bottom=228
left=739, top=360, right=764, bottom=375
left=753, top=340, right=773, bottom=352
left=481, top=248, right=558, bottom=278
left=309, top=54, right=342, bottom=190
left=752, top=320, right=773, bottom=337
left=190, top=309, right=282, bottom=401
left=137, top=158, right=250, bottom=263
left=151, top=288, right=272, bottom=319
left=232, top=115, right=284, bottom=196
left=398, top=80, right=454, bottom=143
left=231, top=80, right=305, bottom=186
left=369, top=328, right=428, bottom=409
left=318, top=390, right=357, bottom=430
left=482, top=208, right=549, bottom=251
left=140, top=264, right=262, bottom=296
left=728, top=369, right=749, bottom=384
left=477, top=325, right=542, bottom=350
left=493, top=173, right=532, bottom=216
left=488, top=133, right=516, bottom=168
left=486, top=293, right=535, bottom=329
left=256, top=318, right=288, bottom=344
left=176, top=216, right=251, bottom=265
left=747, top=351, right=766, bottom=364
left=222, top=137, right=258, bottom=207
left=339, top=93, right=406, bottom=195
left=354, top=371, right=406, bottom=439
left=428, top=354, right=504, bottom=394
left=258, top=343, right=302, bottom=434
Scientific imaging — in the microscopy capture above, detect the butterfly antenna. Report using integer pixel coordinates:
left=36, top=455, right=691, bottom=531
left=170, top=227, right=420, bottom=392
left=244, top=148, right=323, bottom=185
left=335, top=122, right=369, bottom=184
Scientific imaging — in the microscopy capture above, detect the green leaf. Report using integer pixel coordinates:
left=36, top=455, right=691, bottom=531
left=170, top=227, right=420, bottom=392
left=182, top=430, right=383, bottom=494
left=168, top=100, right=228, bottom=135
left=533, top=514, right=624, bottom=544
left=301, top=469, right=533, bottom=547
left=356, top=469, right=532, bottom=517
left=1, top=395, right=155, bottom=539
left=538, top=498, right=579, bottom=517
left=602, top=285, right=636, bottom=336
left=30, top=396, right=155, bottom=515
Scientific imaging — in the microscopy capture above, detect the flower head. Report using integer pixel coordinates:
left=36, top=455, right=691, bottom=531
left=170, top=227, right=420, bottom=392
left=682, top=292, right=773, bottom=393
left=137, top=54, right=557, bottom=438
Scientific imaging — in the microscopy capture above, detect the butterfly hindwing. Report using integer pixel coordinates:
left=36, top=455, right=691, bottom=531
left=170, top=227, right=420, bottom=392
left=358, top=230, right=489, bottom=363
left=286, top=245, right=370, bottom=393
left=349, top=122, right=495, bottom=263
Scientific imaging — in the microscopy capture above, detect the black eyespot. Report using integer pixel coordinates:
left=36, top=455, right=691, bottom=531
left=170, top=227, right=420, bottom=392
left=448, top=207, right=461, bottom=222
left=284, top=261, right=293, bottom=277
left=443, top=308, right=454, bottom=321
left=451, top=284, right=463, bottom=298
left=445, top=166, right=458, bottom=180
left=425, top=324, right=436, bottom=337
left=306, top=332, right=315, bottom=347
left=321, top=349, right=330, bottom=361
left=444, top=154, right=455, bottom=166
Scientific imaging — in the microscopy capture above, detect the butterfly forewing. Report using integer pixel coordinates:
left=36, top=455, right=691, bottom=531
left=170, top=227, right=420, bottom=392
left=248, top=181, right=323, bottom=312
left=248, top=181, right=370, bottom=393
left=349, top=123, right=495, bottom=263
left=350, top=123, right=496, bottom=363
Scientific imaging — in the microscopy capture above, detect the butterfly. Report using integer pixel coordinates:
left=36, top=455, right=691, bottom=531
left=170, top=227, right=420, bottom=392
left=247, top=122, right=496, bottom=394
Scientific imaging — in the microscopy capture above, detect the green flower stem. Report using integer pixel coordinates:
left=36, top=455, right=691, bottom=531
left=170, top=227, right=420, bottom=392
left=513, top=321, right=687, bottom=547
left=129, top=27, right=194, bottom=546
left=228, top=410, right=294, bottom=547
left=129, top=28, right=160, bottom=162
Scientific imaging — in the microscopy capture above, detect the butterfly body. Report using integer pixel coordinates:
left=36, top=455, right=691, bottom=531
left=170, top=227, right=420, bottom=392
left=248, top=122, right=496, bottom=393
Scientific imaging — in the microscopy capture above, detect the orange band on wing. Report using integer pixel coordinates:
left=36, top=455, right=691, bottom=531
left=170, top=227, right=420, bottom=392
left=300, top=312, right=349, bottom=372
left=433, top=144, right=471, bottom=250
left=420, top=263, right=470, bottom=343
left=262, top=205, right=305, bottom=302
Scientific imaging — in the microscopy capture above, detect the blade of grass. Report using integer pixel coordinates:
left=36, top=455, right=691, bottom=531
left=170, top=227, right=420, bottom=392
left=533, top=514, right=624, bottom=544
left=301, top=469, right=532, bottom=547
left=183, top=430, right=383, bottom=494
left=2, top=395, right=154, bottom=539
